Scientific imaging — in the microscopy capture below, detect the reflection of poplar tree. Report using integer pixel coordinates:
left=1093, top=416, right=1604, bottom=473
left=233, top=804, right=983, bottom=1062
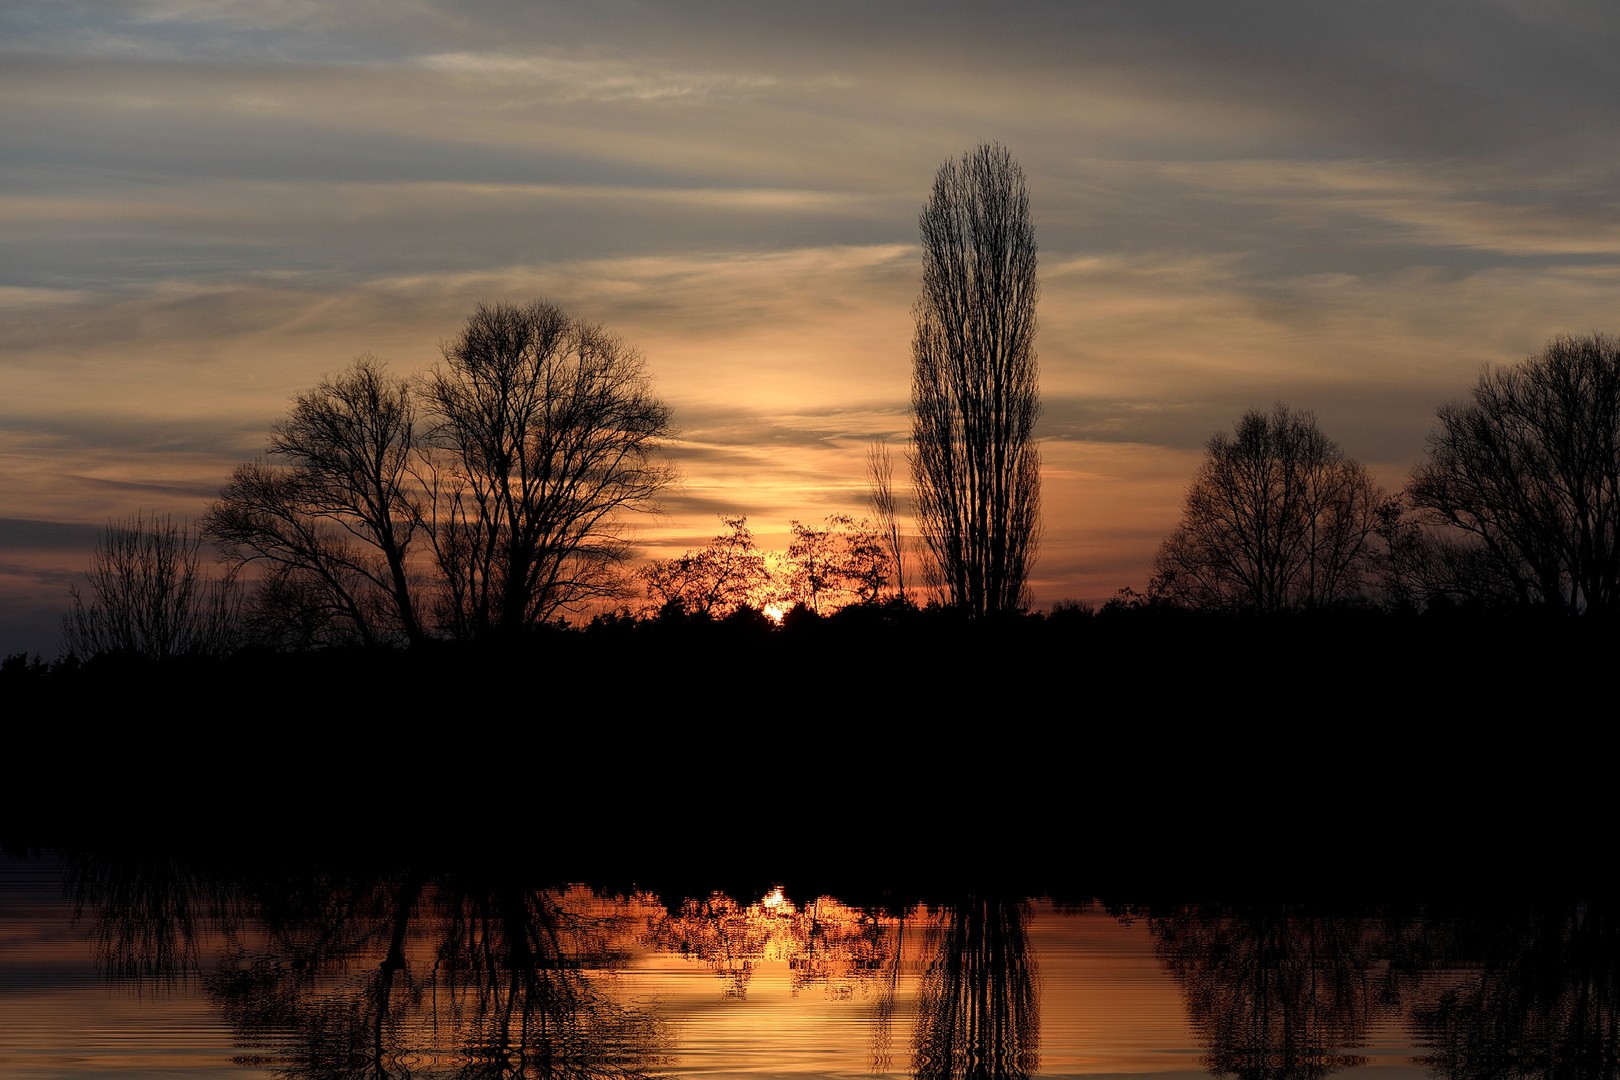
left=869, top=911, right=908, bottom=1074
left=1409, top=901, right=1620, bottom=1079
left=1150, top=906, right=1386, bottom=1080
left=911, top=897, right=1038, bottom=1080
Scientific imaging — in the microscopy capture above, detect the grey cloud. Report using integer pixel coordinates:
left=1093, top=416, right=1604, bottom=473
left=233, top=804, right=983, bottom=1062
left=0, top=180, right=908, bottom=292
left=0, top=605, right=68, bottom=663
left=1039, top=396, right=1215, bottom=453
left=0, top=410, right=264, bottom=460
left=0, top=517, right=100, bottom=550
left=66, top=473, right=232, bottom=505
left=0, top=1, right=451, bottom=64
left=672, top=400, right=906, bottom=453
left=3, top=0, right=1618, bottom=655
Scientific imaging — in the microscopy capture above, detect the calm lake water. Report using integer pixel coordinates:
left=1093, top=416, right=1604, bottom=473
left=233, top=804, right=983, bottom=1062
left=1, top=845, right=1611, bottom=1080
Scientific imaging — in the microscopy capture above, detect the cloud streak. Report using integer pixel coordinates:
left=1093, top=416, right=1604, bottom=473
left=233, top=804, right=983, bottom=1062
left=3, top=0, right=1618, bottom=656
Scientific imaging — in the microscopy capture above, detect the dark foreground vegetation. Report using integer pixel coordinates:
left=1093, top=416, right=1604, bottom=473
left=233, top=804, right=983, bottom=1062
left=14, top=147, right=1617, bottom=911
left=7, top=601, right=1613, bottom=907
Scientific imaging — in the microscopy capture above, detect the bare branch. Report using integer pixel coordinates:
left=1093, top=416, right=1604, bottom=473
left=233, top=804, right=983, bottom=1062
left=63, top=513, right=243, bottom=660
left=911, top=142, right=1041, bottom=616
left=424, top=300, right=677, bottom=638
left=1151, top=405, right=1384, bottom=613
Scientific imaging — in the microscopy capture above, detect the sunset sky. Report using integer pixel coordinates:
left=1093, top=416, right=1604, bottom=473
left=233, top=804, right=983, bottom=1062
left=4, top=1, right=1618, bottom=658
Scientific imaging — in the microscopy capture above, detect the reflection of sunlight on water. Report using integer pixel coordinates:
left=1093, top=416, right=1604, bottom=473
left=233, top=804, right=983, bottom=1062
left=624, top=950, right=910, bottom=1077
left=627, top=901, right=1209, bottom=1079
left=2, top=862, right=1491, bottom=1080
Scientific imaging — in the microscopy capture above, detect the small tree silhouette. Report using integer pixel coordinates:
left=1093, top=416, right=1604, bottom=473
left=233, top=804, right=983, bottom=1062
left=63, top=513, right=242, bottom=660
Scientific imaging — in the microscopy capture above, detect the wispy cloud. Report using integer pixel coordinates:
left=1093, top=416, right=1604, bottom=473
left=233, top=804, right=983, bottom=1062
left=416, top=51, right=784, bottom=103
left=3, top=0, right=1617, bottom=655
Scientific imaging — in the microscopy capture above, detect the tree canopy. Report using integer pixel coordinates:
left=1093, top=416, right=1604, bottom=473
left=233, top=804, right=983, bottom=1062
left=1406, top=332, right=1620, bottom=614
left=911, top=141, right=1041, bottom=617
left=203, top=300, right=676, bottom=646
left=1151, top=404, right=1386, bottom=613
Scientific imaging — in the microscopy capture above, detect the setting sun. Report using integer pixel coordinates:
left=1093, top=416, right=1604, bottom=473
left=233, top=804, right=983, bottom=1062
left=2, top=2, right=1615, bottom=662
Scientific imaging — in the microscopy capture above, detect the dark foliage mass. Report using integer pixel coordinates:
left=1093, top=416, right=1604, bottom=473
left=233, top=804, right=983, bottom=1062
left=6, top=600, right=1612, bottom=905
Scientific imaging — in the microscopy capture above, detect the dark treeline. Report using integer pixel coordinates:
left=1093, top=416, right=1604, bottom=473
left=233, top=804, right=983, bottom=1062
left=42, top=161, right=1620, bottom=665
left=7, top=598, right=1612, bottom=908
left=17, top=149, right=1620, bottom=909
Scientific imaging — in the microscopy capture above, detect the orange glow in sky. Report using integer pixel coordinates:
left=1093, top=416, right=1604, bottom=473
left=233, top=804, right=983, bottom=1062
left=4, top=2, right=1617, bottom=657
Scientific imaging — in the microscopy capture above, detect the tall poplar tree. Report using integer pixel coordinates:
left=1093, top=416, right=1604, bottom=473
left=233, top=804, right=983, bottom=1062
left=911, top=142, right=1041, bottom=616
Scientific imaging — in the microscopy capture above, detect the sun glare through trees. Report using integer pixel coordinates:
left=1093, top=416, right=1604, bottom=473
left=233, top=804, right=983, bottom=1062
left=29, top=149, right=1620, bottom=680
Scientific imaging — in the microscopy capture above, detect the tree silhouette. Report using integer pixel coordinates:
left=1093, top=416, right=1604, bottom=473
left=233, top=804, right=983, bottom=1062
left=205, top=356, right=425, bottom=647
left=785, top=514, right=890, bottom=613
left=911, top=142, right=1041, bottom=617
left=636, top=515, right=772, bottom=618
left=1407, top=332, right=1620, bottom=614
left=868, top=441, right=909, bottom=603
left=422, top=300, right=676, bottom=638
left=62, top=512, right=242, bottom=660
left=202, top=302, right=675, bottom=645
left=1151, top=404, right=1385, bottom=612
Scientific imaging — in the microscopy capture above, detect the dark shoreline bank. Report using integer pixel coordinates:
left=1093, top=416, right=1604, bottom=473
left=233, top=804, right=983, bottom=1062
left=7, top=609, right=1611, bottom=908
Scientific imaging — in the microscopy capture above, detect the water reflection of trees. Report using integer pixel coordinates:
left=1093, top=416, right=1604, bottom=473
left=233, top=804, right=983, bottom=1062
left=1148, top=905, right=1391, bottom=1080
left=912, top=897, right=1039, bottom=1080
left=641, top=886, right=895, bottom=1001
left=66, top=850, right=250, bottom=987
left=641, top=886, right=1040, bottom=1080
left=69, top=858, right=671, bottom=1080
left=69, top=849, right=1620, bottom=1080
left=1397, top=900, right=1620, bottom=1078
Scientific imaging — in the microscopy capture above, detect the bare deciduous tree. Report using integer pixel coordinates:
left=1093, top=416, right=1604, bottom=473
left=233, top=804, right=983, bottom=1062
left=911, top=141, right=1041, bottom=616
left=784, top=514, right=890, bottom=614
left=640, top=513, right=890, bottom=619
left=204, top=356, right=424, bottom=647
left=1373, top=492, right=1528, bottom=613
left=203, top=303, right=674, bottom=646
left=1151, top=404, right=1385, bottom=612
left=638, top=516, right=773, bottom=618
left=63, top=513, right=242, bottom=660
left=867, top=441, right=907, bottom=603
left=425, top=300, right=676, bottom=638
left=1406, top=332, right=1620, bottom=614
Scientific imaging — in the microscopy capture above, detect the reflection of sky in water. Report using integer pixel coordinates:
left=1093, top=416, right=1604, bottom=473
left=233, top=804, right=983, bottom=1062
left=0, top=853, right=252, bottom=1080
left=5, top=856, right=1602, bottom=1080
